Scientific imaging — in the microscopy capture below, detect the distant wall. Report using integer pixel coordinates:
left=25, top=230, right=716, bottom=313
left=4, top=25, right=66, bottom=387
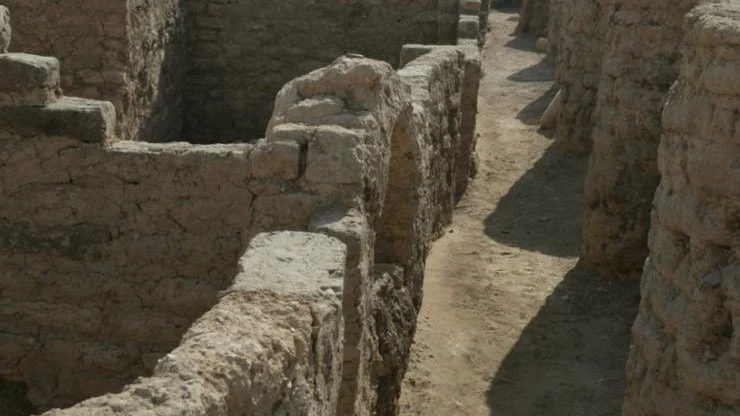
left=183, top=0, right=444, bottom=143
left=3, top=0, right=186, bottom=141
left=550, top=0, right=612, bottom=153
left=581, top=0, right=702, bottom=277
left=624, top=3, right=740, bottom=415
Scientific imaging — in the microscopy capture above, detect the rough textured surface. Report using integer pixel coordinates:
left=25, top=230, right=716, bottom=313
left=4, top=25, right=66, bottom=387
left=42, top=231, right=346, bottom=416
left=582, top=0, right=702, bottom=277
left=549, top=0, right=612, bottom=153
left=0, top=5, right=9, bottom=53
left=624, top=3, right=740, bottom=414
left=0, top=53, right=61, bottom=107
left=2, top=1, right=464, bottom=143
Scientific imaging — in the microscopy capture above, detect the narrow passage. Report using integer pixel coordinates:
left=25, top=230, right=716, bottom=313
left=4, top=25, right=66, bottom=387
left=399, top=9, right=640, bottom=416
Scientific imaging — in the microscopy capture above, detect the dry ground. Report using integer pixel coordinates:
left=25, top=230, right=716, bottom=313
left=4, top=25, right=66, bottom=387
left=399, top=9, right=641, bottom=416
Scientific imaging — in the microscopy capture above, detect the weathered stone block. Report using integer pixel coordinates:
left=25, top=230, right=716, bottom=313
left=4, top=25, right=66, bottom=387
left=0, top=96, right=115, bottom=143
left=0, top=53, right=60, bottom=106
left=249, top=140, right=301, bottom=180
left=304, top=126, right=367, bottom=185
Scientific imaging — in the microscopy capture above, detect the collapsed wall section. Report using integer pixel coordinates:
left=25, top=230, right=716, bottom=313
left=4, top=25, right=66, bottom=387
left=0, top=23, right=481, bottom=416
left=624, top=3, right=740, bottom=414
left=582, top=0, right=702, bottom=277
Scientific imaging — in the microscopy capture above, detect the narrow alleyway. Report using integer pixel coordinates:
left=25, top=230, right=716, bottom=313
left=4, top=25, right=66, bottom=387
left=399, top=9, right=640, bottom=416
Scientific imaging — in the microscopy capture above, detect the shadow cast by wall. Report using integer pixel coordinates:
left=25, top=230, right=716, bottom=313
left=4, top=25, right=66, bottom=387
left=516, top=88, right=558, bottom=125
left=484, top=144, right=588, bottom=258
left=507, top=58, right=555, bottom=83
left=504, top=35, right=537, bottom=53
left=486, top=262, right=640, bottom=416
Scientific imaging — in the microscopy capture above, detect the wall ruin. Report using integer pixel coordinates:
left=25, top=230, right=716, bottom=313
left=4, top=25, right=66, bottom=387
left=549, top=0, right=612, bottom=153
left=545, top=0, right=740, bottom=414
left=3, top=1, right=462, bottom=145
left=0, top=4, right=487, bottom=414
left=581, top=0, right=703, bottom=277
left=624, top=2, right=740, bottom=414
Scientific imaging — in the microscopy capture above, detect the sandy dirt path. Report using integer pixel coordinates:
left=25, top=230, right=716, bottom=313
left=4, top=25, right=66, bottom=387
left=399, top=9, right=640, bottom=416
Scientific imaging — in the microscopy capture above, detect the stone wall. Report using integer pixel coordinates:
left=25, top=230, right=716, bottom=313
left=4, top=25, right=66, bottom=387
left=581, top=0, right=702, bottom=277
left=184, top=0, right=447, bottom=143
left=42, top=231, right=346, bottom=416
left=550, top=0, right=612, bottom=153
left=623, top=3, right=740, bottom=414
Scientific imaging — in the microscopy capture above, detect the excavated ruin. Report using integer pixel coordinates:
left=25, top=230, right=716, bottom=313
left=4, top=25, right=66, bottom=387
left=1, top=1, right=740, bottom=415
left=545, top=0, right=740, bottom=413
left=0, top=2, right=486, bottom=415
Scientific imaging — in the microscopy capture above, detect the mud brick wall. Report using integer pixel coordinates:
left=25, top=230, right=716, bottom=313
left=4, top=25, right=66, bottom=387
left=3, top=0, right=187, bottom=142
left=184, top=0, right=442, bottom=143
left=42, top=232, right=346, bottom=416
left=624, top=3, right=740, bottom=414
left=0, top=135, right=258, bottom=408
left=550, top=0, right=612, bottom=153
left=581, top=0, right=702, bottom=277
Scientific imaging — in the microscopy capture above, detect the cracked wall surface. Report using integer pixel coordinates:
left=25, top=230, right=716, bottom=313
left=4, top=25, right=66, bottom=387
left=624, top=3, right=740, bottom=414
left=517, top=0, right=549, bottom=37
left=2, top=1, right=462, bottom=144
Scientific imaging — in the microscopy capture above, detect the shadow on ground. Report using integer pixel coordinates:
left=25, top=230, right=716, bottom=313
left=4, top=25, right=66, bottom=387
left=486, top=262, right=640, bottom=416
left=484, top=143, right=587, bottom=258
left=516, top=88, right=558, bottom=125
left=507, top=59, right=556, bottom=83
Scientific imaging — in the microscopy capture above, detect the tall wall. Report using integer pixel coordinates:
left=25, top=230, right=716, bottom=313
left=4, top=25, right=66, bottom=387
left=550, top=0, right=612, bottom=153
left=2, top=0, right=186, bottom=141
left=581, top=0, right=702, bottom=277
left=517, top=0, right=549, bottom=37
left=624, top=3, right=740, bottom=414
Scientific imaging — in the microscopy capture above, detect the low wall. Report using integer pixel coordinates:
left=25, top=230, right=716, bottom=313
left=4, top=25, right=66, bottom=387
left=581, top=0, right=702, bottom=277
left=42, top=231, right=346, bottom=416
left=624, top=3, right=740, bottom=414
